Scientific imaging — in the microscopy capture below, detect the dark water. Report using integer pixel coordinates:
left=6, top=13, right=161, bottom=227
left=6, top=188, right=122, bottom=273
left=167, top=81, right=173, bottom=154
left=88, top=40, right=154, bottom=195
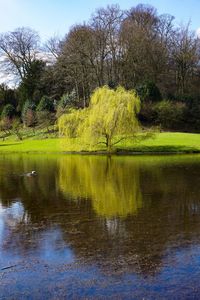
left=0, top=154, right=200, bottom=299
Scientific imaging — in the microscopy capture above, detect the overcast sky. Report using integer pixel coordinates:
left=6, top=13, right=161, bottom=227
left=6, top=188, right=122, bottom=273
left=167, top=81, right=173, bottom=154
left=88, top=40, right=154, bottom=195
left=0, top=0, right=199, bottom=41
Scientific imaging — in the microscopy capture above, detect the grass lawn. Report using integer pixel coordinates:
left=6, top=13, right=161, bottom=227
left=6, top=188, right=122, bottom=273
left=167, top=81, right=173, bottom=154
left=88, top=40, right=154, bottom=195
left=0, top=138, right=61, bottom=153
left=0, top=132, right=200, bottom=154
left=117, top=132, right=200, bottom=153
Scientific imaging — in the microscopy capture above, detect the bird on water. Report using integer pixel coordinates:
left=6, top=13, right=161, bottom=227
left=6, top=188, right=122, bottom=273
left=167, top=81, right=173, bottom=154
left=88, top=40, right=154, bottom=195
left=25, top=171, right=37, bottom=177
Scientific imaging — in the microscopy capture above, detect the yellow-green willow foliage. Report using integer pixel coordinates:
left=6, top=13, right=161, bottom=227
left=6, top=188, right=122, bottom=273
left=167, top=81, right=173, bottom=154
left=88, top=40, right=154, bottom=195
left=58, top=108, right=87, bottom=138
left=58, top=156, right=143, bottom=218
left=86, top=86, right=140, bottom=149
left=58, top=86, right=141, bottom=151
left=58, top=108, right=89, bottom=151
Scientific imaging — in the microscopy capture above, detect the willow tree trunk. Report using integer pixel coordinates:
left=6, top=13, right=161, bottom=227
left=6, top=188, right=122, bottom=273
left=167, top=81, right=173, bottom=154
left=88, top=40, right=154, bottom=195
left=105, top=134, right=112, bottom=152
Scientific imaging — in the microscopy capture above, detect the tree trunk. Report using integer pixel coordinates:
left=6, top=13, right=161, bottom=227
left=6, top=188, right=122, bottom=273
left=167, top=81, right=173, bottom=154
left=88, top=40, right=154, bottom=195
left=105, top=134, right=112, bottom=152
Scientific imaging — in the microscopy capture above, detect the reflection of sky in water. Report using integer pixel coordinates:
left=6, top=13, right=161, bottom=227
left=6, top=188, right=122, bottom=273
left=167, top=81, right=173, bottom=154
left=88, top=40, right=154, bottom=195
left=0, top=203, right=4, bottom=244
left=0, top=201, right=24, bottom=242
left=1, top=246, right=200, bottom=299
left=4, top=201, right=24, bottom=221
left=38, top=228, right=74, bottom=264
left=0, top=201, right=25, bottom=266
left=0, top=200, right=74, bottom=268
left=0, top=200, right=24, bottom=234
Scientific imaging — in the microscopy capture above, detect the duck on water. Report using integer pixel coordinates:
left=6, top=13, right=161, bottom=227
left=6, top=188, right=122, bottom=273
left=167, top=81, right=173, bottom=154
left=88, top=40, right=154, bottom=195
left=7, top=170, right=37, bottom=177
left=25, top=171, right=36, bottom=176
left=22, top=171, right=37, bottom=177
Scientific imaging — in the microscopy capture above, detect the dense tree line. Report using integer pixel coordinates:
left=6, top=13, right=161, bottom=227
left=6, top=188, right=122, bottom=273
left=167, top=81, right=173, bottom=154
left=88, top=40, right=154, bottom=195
left=0, top=3, right=200, bottom=133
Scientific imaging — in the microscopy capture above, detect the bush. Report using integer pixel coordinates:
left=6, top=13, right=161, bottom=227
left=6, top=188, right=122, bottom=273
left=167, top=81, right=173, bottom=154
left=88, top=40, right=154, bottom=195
left=184, top=97, right=200, bottom=132
left=136, top=81, right=162, bottom=103
left=0, top=117, right=12, bottom=132
left=139, top=102, right=157, bottom=125
left=36, top=110, right=55, bottom=132
left=11, top=117, right=23, bottom=140
left=36, top=96, right=54, bottom=112
left=22, top=100, right=36, bottom=127
left=60, top=90, right=77, bottom=108
left=1, top=104, right=15, bottom=119
left=154, top=100, right=185, bottom=130
left=56, top=91, right=77, bottom=118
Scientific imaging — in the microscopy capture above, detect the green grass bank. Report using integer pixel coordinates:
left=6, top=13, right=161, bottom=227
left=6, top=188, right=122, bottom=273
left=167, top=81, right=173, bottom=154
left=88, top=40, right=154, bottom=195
left=0, top=132, right=200, bottom=154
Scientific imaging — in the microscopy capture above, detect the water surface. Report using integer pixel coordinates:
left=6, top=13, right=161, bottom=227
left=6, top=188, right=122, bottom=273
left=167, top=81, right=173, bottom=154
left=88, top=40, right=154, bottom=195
left=0, top=154, right=200, bottom=299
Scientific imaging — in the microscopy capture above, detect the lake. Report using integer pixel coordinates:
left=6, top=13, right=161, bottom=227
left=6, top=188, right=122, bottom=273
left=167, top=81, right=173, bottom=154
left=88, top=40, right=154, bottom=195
left=0, top=154, right=200, bottom=299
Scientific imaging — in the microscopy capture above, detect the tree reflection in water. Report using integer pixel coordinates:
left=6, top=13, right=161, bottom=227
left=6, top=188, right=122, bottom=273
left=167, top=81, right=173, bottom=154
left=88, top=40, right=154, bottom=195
left=59, top=155, right=143, bottom=218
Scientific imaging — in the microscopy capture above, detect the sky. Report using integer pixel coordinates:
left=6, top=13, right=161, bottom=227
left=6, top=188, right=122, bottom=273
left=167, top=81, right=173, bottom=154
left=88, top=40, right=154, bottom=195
left=0, top=0, right=200, bottom=42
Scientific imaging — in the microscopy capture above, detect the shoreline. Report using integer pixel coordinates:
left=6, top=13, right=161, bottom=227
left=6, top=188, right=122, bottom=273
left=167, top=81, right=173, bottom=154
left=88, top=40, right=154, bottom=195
left=0, top=149, right=200, bottom=155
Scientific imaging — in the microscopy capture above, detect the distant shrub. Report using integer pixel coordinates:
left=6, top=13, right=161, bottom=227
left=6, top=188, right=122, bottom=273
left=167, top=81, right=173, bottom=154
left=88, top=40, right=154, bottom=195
left=139, top=102, right=157, bottom=125
left=59, top=90, right=77, bottom=108
left=154, top=100, right=185, bottom=130
left=184, top=97, right=200, bottom=132
left=36, top=110, right=55, bottom=132
left=36, top=96, right=54, bottom=112
left=22, top=100, right=36, bottom=127
left=0, top=117, right=12, bottom=132
left=56, top=91, right=77, bottom=118
left=1, top=104, right=15, bottom=119
left=136, top=81, right=162, bottom=102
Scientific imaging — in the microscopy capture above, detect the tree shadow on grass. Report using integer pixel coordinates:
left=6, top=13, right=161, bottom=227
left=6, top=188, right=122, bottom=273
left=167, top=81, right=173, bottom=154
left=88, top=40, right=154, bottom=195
left=0, top=143, right=21, bottom=147
left=117, top=145, right=200, bottom=154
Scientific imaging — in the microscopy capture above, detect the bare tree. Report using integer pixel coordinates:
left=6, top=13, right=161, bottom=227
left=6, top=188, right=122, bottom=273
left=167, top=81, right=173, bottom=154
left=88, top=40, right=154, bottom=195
left=0, top=27, right=40, bottom=82
left=45, top=35, right=62, bottom=59
left=55, top=24, right=96, bottom=106
left=120, top=4, right=174, bottom=88
left=89, top=5, right=124, bottom=86
left=171, top=24, right=200, bottom=94
left=56, top=4, right=124, bottom=104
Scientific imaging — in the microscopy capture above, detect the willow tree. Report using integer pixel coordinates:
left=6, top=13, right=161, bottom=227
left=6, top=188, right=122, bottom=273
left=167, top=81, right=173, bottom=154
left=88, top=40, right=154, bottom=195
left=83, top=86, right=141, bottom=150
left=59, top=86, right=141, bottom=151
